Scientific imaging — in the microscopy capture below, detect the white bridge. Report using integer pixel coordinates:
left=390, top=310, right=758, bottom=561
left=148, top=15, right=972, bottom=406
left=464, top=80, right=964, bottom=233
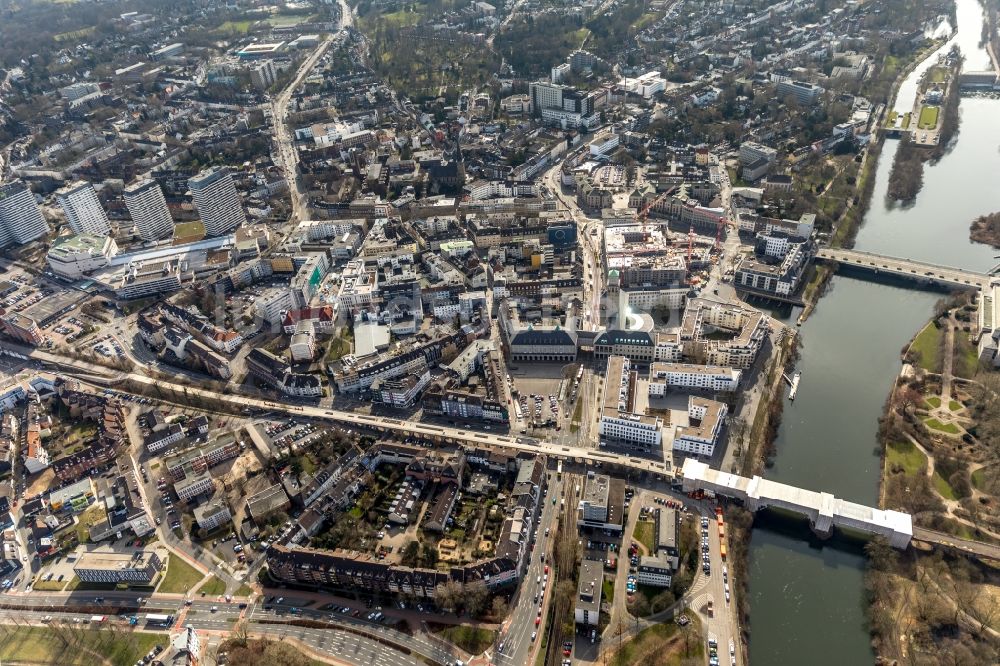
left=682, top=459, right=912, bottom=548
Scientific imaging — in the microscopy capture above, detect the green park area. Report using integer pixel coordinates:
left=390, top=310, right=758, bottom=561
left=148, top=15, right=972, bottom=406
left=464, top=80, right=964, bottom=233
left=435, top=626, right=497, bottom=655
left=158, top=553, right=203, bottom=594
left=609, top=616, right=703, bottom=666
left=924, top=418, right=961, bottom=435
left=917, top=105, right=939, bottom=130
left=910, top=322, right=943, bottom=372
left=886, top=440, right=927, bottom=476
left=0, top=626, right=163, bottom=666
left=198, top=575, right=227, bottom=596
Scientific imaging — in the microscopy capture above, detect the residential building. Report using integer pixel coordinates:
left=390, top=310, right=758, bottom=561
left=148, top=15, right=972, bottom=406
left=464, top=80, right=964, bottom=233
left=189, top=167, right=246, bottom=236
left=245, top=348, right=322, bottom=397
left=56, top=181, right=110, bottom=236
left=145, top=423, right=184, bottom=454
left=289, top=320, right=316, bottom=362
left=125, top=179, right=174, bottom=241
left=370, top=367, right=432, bottom=408
left=776, top=79, right=824, bottom=105
left=48, top=478, right=96, bottom=513
left=599, top=356, right=663, bottom=449
left=193, top=497, right=232, bottom=532
left=648, top=363, right=741, bottom=394
left=250, top=59, right=277, bottom=91
left=175, top=471, right=214, bottom=502
left=2, top=313, right=45, bottom=346
left=673, top=396, right=728, bottom=458
left=0, top=180, right=49, bottom=247
left=163, top=437, right=240, bottom=481
left=74, top=550, right=162, bottom=584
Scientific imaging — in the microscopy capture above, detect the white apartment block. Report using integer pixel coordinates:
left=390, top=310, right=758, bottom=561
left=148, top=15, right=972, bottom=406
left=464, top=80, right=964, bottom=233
left=125, top=178, right=174, bottom=241
left=194, top=500, right=232, bottom=531
left=289, top=321, right=316, bottom=362
left=673, top=396, right=728, bottom=458
left=599, top=356, right=663, bottom=448
left=739, top=141, right=777, bottom=166
left=176, top=472, right=214, bottom=502
left=0, top=180, right=50, bottom=247
left=648, top=363, right=741, bottom=394
left=189, top=167, right=246, bottom=236
left=56, top=181, right=111, bottom=236
left=336, top=260, right=379, bottom=311
left=255, top=287, right=294, bottom=324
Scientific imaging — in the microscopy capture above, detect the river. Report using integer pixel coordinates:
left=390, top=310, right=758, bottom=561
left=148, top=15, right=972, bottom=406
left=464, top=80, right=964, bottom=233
left=746, top=0, right=998, bottom=663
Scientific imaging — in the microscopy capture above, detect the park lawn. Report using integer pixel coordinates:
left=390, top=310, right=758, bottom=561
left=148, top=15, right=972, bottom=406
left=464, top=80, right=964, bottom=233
left=886, top=440, right=926, bottom=476
left=267, top=14, right=308, bottom=27
left=971, top=467, right=987, bottom=490
left=609, top=615, right=703, bottom=666
left=952, top=333, right=980, bottom=379
left=948, top=400, right=963, bottom=412
left=910, top=323, right=943, bottom=372
left=925, top=396, right=941, bottom=409
left=927, top=66, right=948, bottom=83
left=633, top=520, right=655, bottom=553
left=325, top=332, right=352, bottom=362
left=932, top=470, right=957, bottom=500
left=375, top=8, right=423, bottom=27
left=158, top=553, right=203, bottom=594
left=215, top=19, right=254, bottom=34
left=0, top=626, right=164, bottom=666
left=918, top=105, right=939, bottom=129
left=198, top=575, right=227, bottom=596
left=924, top=418, right=961, bottom=435
left=435, top=625, right=497, bottom=655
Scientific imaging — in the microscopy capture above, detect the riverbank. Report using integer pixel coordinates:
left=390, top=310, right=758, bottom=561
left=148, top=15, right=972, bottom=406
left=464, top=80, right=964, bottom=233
left=729, top=331, right=799, bottom=651
left=869, top=302, right=1000, bottom=663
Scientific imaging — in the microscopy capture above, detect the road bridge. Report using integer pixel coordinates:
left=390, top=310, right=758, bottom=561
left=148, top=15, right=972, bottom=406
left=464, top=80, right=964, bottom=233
left=681, top=459, right=913, bottom=548
left=816, top=247, right=989, bottom=291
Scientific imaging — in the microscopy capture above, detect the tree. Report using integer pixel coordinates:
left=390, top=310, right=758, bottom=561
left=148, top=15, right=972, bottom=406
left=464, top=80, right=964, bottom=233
left=490, top=595, right=509, bottom=620
left=434, top=580, right=463, bottom=613
left=464, top=580, right=490, bottom=617
left=400, top=540, right=420, bottom=567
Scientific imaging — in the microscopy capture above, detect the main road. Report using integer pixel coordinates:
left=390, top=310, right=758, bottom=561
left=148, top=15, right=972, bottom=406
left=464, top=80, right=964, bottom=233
left=270, top=0, right=354, bottom=225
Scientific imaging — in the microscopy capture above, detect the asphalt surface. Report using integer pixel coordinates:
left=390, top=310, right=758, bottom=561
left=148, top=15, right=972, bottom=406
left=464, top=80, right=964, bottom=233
left=494, top=474, right=563, bottom=666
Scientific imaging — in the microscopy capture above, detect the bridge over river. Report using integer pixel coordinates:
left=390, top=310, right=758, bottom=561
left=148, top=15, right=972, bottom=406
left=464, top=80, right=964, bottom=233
left=816, top=247, right=991, bottom=291
left=682, top=459, right=914, bottom=548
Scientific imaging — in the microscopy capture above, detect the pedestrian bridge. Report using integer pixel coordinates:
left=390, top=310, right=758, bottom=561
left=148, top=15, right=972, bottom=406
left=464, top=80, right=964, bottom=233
left=682, top=459, right=913, bottom=548
left=816, top=247, right=989, bottom=291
